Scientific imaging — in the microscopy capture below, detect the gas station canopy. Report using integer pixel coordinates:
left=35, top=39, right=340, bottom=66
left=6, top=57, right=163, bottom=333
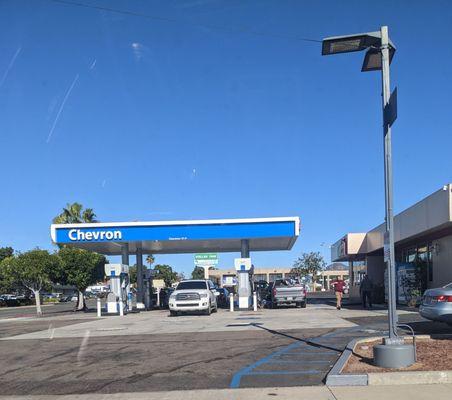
left=50, top=216, right=300, bottom=255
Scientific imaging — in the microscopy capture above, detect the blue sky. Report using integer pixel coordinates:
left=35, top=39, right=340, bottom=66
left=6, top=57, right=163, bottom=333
left=1, top=0, right=451, bottom=277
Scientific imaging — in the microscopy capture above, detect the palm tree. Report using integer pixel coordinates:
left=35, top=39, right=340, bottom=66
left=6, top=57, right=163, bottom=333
left=146, top=254, right=155, bottom=266
left=53, top=202, right=98, bottom=224
left=82, top=208, right=96, bottom=223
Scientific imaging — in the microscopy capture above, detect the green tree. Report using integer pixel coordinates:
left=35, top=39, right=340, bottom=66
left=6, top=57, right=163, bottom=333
left=0, top=247, right=14, bottom=263
left=191, top=266, right=205, bottom=279
left=58, top=247, right=106, bottom=311
left=146, top=254, right=155, bottom=266
left=154, top=264, right=177, bottom=287
left=0, top=249, right=61, bottom=316
left=53, top=202, right=98, bottom=224
left=191, top=265, right=217, bottom=279
left=0, top=247, right=15, bottom=293
left=128, top=265, right=137, bottom=285
left=291, top=252, right=326, bottom=291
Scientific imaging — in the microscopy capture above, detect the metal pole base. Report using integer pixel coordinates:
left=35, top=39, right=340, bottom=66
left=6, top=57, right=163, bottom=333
left=373, top=343, right=416, bottom=368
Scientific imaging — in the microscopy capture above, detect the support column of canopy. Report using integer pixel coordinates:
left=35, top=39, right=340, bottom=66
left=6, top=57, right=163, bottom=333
left=121, top=243, right=129, bottom=265
left=120, top=243, right=130, bottom=312
left=241, top=239, right=250, bottom=258
left=136, top=244, right=144, bottom=308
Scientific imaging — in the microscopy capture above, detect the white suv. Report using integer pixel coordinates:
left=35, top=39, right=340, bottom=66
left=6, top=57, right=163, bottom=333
left=169, top=280, right=218, bottom=316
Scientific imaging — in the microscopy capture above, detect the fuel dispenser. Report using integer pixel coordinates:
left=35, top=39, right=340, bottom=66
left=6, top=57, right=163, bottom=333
left=105, top=263, right=130, bottom=315
left=234, top=258, right=254, bottom=309
left=143, top=268, right=156, bottom=310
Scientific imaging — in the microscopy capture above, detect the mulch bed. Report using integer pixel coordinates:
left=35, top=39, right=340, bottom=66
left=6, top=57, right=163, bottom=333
left=343, top=338, right=452, bottom=374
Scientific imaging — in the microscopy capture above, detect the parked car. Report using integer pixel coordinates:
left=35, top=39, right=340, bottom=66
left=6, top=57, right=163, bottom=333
left=269, top=278, right=307, bottom=308
left=215, top=287, right=230, bottom=308
left=1, top=294, right=17, bottom=300
left=168, top=279, right=218, bottom=316
left=419, top=282, right=452, bottom=325
left=0, top=294, right=19, bottom=307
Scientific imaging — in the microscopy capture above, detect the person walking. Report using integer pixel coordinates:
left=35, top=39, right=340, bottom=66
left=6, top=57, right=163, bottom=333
left=360, top=273, right=373, bottom=309
left=331, top=277, right=345, bottom=310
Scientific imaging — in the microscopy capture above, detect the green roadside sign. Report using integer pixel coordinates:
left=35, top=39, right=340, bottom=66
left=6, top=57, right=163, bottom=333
left=194, top=253, right=218, bottom=266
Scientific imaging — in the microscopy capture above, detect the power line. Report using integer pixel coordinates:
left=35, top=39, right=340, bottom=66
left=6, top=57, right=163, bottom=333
left=48, top=0, right=322, bottom=44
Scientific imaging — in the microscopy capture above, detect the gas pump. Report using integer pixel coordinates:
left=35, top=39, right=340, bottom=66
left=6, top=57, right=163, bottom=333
left=105, top=264, right=130, bottom=314
left=234, top=258, right=254, bottom=309
left=143, top=268, right=156, bottom=310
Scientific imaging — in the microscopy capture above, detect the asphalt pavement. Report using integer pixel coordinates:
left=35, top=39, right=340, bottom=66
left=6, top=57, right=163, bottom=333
left=0, top=299, right=100, bottom=319
left=0, top=300, right=450, bottom=396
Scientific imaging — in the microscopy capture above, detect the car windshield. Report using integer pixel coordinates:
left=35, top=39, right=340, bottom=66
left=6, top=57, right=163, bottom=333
left=177, top=281, right=207, bottom=290
left=443, top=283, right=452, bottom=289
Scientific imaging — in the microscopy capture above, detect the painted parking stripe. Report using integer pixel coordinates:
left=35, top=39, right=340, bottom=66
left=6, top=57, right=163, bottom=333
left=266, top=359, right=334, bottom=364
left=230, top=341, right=302, bottom=388
left=246, top=370, right=321, bottom=375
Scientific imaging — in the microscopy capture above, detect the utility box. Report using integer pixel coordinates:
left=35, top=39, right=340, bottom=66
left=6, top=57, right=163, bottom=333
left=235, top=258, right=253, bottom=309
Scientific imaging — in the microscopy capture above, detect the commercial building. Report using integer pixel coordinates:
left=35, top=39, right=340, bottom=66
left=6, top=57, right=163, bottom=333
left=331, top=184, right=452, bottom=303
left=208, top=267, right=348, bottom=290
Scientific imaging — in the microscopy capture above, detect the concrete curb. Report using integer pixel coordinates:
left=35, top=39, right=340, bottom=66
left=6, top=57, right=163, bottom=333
left=368, top=371, right=452, bottom=385
left=326, top=334, right=452, bottom=386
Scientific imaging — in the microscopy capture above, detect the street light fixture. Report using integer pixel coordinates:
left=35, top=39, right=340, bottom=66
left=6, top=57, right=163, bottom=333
left=322, top=30, right=396, bottom=71
left=322, top=26, right=415, bottom=369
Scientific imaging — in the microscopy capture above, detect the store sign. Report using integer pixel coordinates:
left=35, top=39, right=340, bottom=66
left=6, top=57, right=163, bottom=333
left=52, top=218, right=297, bottom=244
left=331, top=236, right=348, bottom=261
left=68, top=229, right=122, bottom=241
left=194, top=253, right=218, bottom=266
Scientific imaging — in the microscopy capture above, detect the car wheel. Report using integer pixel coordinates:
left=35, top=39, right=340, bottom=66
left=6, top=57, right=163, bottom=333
left=170, top=310, right=178, bottom=317
left=300, top=301, right=307, bottom=308
left=205, top=304, right=212, bottom=315
left=212, top=303, right=218, bottom=313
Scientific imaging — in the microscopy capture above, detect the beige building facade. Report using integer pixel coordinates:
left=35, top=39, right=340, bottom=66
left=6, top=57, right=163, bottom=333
left=331, top=184, right=452, bottom=302
left=208, top=267, right=348, bottom=291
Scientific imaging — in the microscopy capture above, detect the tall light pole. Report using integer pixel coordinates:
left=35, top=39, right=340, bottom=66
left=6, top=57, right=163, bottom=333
left=322, top=26, right=415, bottom=368
left=380, top=26, right=399, bottom=344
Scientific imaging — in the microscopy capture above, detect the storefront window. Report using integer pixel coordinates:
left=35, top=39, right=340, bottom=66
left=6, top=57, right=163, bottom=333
left=268, top=273, right=283, bottom=282
left=350, top=261, right=366, bottom=286
left=253, top=274, right=267, bottom=282
left=401, top=243, right=432, bottom=289
left=406, top=248, right=417, bottom=263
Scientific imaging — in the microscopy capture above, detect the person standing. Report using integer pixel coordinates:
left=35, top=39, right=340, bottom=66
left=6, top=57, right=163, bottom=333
left=360, top=273, right=373, bottom=309
left=331, top=277, right=345, bottom=310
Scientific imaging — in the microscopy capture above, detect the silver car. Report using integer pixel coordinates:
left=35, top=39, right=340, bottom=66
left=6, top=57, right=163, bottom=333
left=419, top=282, right=452, bottom=325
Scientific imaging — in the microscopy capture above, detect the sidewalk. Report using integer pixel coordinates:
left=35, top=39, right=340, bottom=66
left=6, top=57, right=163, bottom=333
left=1, top=384, right=451, bottom=400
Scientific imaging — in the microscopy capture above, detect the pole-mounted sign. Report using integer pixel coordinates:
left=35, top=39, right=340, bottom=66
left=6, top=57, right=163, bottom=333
left=194, top=253, right=218, bottom=266
left=384, top=87, right=398, bottom=128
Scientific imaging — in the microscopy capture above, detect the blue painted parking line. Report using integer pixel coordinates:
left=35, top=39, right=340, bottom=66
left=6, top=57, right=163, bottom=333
left=266, top=359, right=334, bottom=364
left=230, top=327, right=346, bottom=389
left=246, top=370, right=321, bottom=375
left=280, top=349, right=338, bottom=354
left=230, top=341, right=302, bottom=388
